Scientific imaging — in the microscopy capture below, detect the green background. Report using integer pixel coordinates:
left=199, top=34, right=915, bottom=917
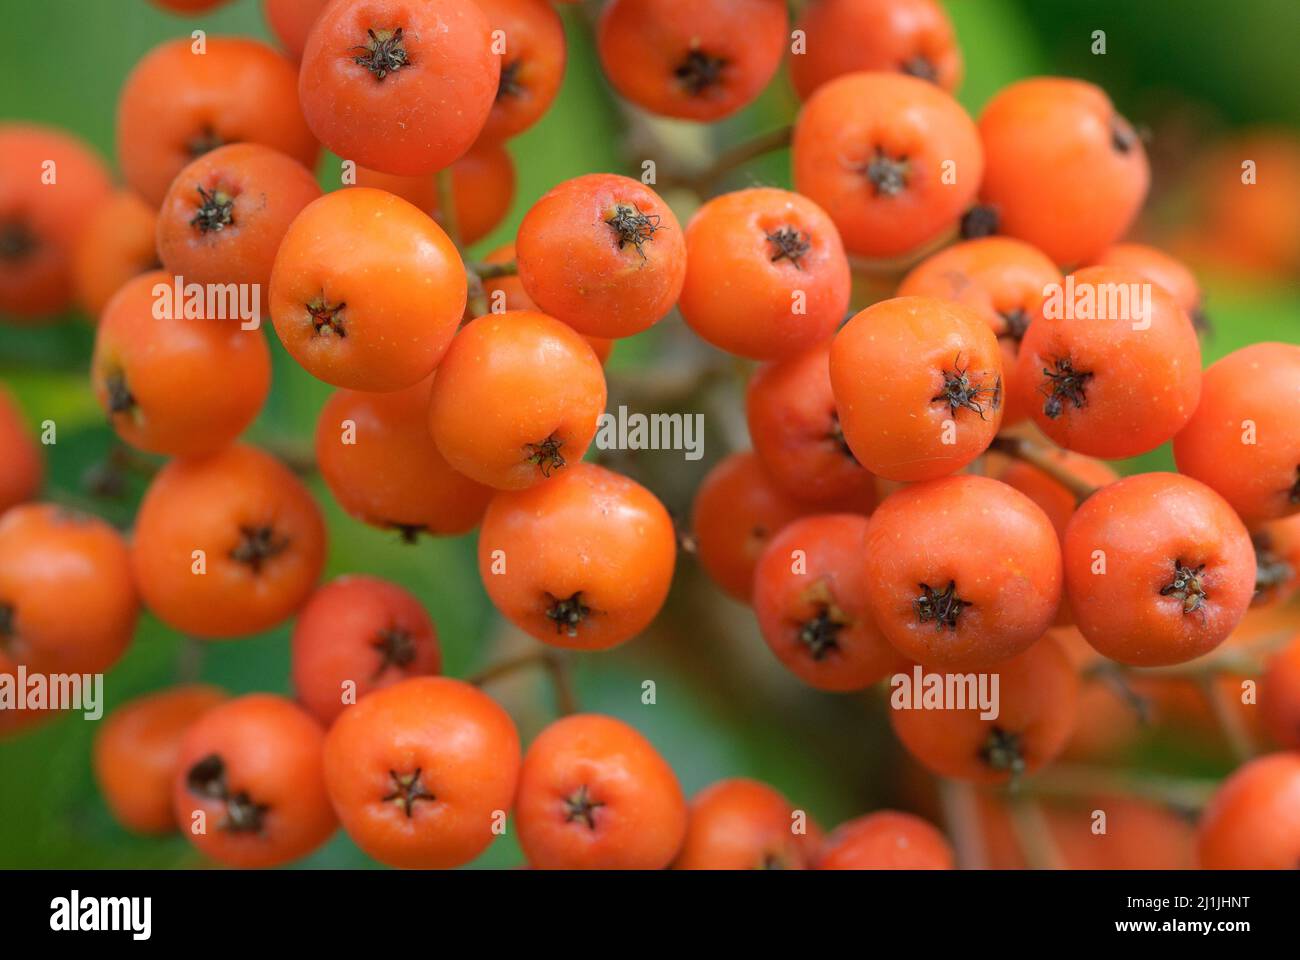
left=0, top=0, right=1297, bottom=868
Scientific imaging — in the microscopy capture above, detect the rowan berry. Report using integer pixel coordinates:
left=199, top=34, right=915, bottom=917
left=299, top=0, right=499, bottom=175
left=1262, top=633, right=1300, bottom=750
left=515, top=713, right=687, bottom=869
left=263, top=0, right=331, bottom=62
left=323, top=676, right=520, bottom=869
left=816, top=811, right=954, bottom=869
left=863, top=475, right=1062, bottom=670
left=1251, top=513, right=1300, bottom=608
left=1015, top=265, right=1201, bottom=459
left=316, top=377, right=491, bottom=540
left=428, top=311, right=608, bottom=490
left=753, top=514, right=904, bottom=691
left=72, top=190, right=160, bottom=320
left=790, top=0, right=962, bottom=99
left=0, top=503, right=138, bottom=676
left=291, top=577, right=441, bottom=727
left=745, top=342, right=877, bottom=510
left=597, top=0, right=788, bottom=122
left=91, top=271, right=271, bottom=457
left=1063, top=473, right=1255, bottom=666
left=1090, top=242, right=1206, bottom=331
left=792, top=72, right=982, bottom=258
left=353, top=139, right=514, bottom=246
left=1173, top=342, right=1300, bottom=525
left=130, top=444, right=326, bottom=639
left=673, top=778, right=820, bottom=870
left=516, top=173, right=685, bottom=339
left=0, top=387, right=43, bottom=515
left=975, top=77, right=1149, bottom=265
left=993, top=448, right=1119, bottom=543
left=0, top=124, right=111, bottom=320
left=269, top=188, right=466, bottom=391
left=889, top=634, right=1079, bottom=784
left=678, top=188, right=851, bottom=361
left=898, top=237, right=1062, bottom=426
left=1197, top=752, right=1300, bottom=869
left=93, top=685, right=227, bottom=835
left=830, top=296, right=1004, bottom=482
left=475, top=244, right=614, bottom=362
left=477, top=0, right=567, bottom=141
left=173, top=694, right=336, bottom=868
left=477, top=463, right=676, bottom=650
left=157, top=143, right=322, bottom=294
left=690, top=451, right=817, bottom=603
left=116, top=37, right=316, bottom=206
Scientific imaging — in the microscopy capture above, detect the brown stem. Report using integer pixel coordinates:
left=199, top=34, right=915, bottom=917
left=1004, top=794, right=1064, bottom=870
left=1019, top=764, right=1218, bottom=812
left=989, top=434, right=1099, bottom=502
left=468, top=649, right=579, bottom=716
left=435, top=167, right=461, bottom=249
left=466, top=259, right=517, bottom=281
left=665, top=126, right=793, bottom=195
left=938, top=778, right=987, bottom=870
left=1200, top=674, right=1257, bottom=763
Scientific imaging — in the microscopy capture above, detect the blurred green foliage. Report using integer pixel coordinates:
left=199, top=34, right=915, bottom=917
left=0, top=0, right=1296, bottom=869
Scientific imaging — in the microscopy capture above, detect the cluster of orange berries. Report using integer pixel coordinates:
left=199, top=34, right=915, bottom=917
left=1, top=0, right=1298, bottom=871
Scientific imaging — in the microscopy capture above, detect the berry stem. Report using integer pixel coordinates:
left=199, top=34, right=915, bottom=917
left=664, top=125, right=793, bottom=195
left=1020, top=764, right=1218, bottom=813
left=1003, top=794, right=1064, bottom=870
left=1199, top=674, right=1257, bottom=764
left=466, top=259, right=517, bottom=281
left=468, top=649, right=579, bottom=716
left=436, top=167, right=461, bottom=249
left=988, top=434, right=1099, bottom=503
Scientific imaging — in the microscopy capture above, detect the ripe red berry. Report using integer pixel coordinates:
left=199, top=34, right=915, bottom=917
left=515, top=713, right=687, bottom=869
left=269, top=188, right=466, bottom=391
left=863, top=475, right=1062, bottom=670
left=353, top=139, right=515, bottom=246
left=131, top=445, right=326, bottom=639
left=753, top=514, right=904, bottom=691
left=1015, top=265, right=1201, bottom=459
left=889, top=634, right=1080, bottom=784
left=678, top=187, right=851, bottom=361
left=691, top=451, right=817, bottom=603
left=1263, top=633, right=1300, bottom=750
left=0, top=387, right=43, bottom=514
left=0, top=503, right=138, bottom=676
left=173, top=694, right=337, bottom=868
left=94, top=685, right=227, bottom=835
left=1197, top=751, right=1300, bottom=869
left=263, top=0, right=331, bottom=62
left=793, top=72, right=982, bottom=258
left=1090, top=242, right=1206, bottom=331
left=116, top=37, right=316, bottom=206
left=71, top=190, right=160, bottom=320
left=746, top=342, right=878, bottom=510
left=156, top=143, right=322, bottom=293
left=298, top=0, right=499, bottom=175
left=1173, top=342, right=1300, bottom=525
left=816, top=811, right=955, bottom=869
left=291, top=576, right=441, bottom=726
left=477, top=0, right=568, bottom=141
left=428, top=311, right=608, bottom=490
left=323, top=677, right=520, bottom=869
left=993, top=448, right=1119, bottom=543
left=316, top=376, right=493, bottom=540
left=830, top=296, right=1004, bottom=482
left=673, top=778, right=820, bottom=870
left=790, top=0, right=962, bottom=99
left=477, top=463, right=676, bottom=650
left=91, top=271, right=271, bottom=458
left=898, top=237, right=1063, bottom=426
left=0, top=124, right=111, bottom=319
left=976, top=77, right=1149, bottom=265
left=516, top=173, right=685, bottom=339
left=597, top=0, right=788, bottom=122
left=1063, top=473, right=1256, bottom=667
